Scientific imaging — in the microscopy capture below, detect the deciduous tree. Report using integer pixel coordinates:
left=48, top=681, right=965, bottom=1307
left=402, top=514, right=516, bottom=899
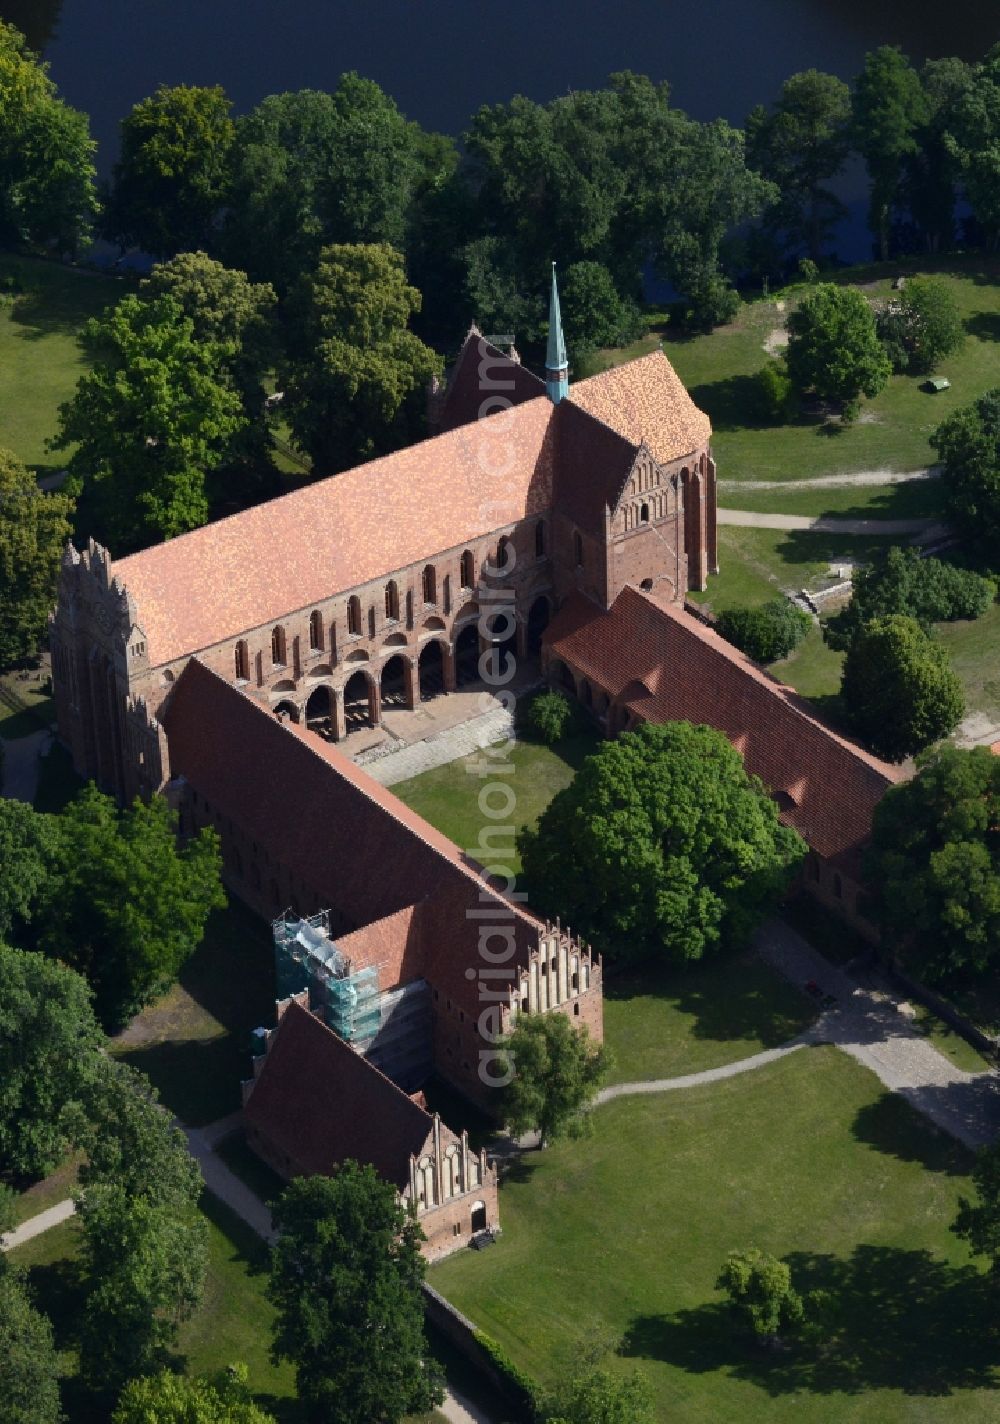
left=852, top=47, right=928, bottom=261
left=0, top=941, right=103, bottom=1179
left=105, top=85, right=235, bottom=257
left=0, top=446, right=74, bottom=669
left=518, top=721, right=805, bottom=965
left=0, top=794, right=57, bottom=937
left=931, top=387, right=1000, bottom=556
left=869, top=745, right=1000, bottom=980
left=841, top=614, right=963, bottom=762
left=825, top=545, right=993, bottom=651
left=560, top=260, right=644, bottom=359
left=269, top=1166, right=444, bottom=1424
left=282, top=243, right=441, bottom=473
left=875, top=277, right=964, bottom=375
left=954, top=1140, right=1000, bottom=1273
left=80, top=1058, right=204, bottom=1207
left=944, top=45, right=1000, bottom=248
left=0, top=1264, right=61, bottom=1424
left=112, top=1365, right=276, bottom=1424
left=785, top=283, right=890, bottom=417
left=497, top=1011, right=610, bottom=1147
left=718, top=1247, right=806, bottom=1343
left=538, top=1365, right=655, bottom=1424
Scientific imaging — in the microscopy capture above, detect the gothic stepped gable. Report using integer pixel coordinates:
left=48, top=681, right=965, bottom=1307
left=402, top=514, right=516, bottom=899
left=546, top=587, right=905, bottom=866
left=160, top=658, right=543, bottom=1015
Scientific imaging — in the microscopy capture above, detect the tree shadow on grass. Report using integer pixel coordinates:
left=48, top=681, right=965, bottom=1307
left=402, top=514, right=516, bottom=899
left=10, top=282, right=116, bottom=342
left=964, top=312, right=1000, bottom=343
left=622, top=1246, right=999, bottom=1398
left=687, top=375, right=774, bottom=433
left=851, top=1091, right=974, bottom=1177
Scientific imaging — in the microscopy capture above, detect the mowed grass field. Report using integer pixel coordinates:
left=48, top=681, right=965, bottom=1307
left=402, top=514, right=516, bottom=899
left=0, top=254, right=126, bottom=474
left=431, top=1046, right=994, bottom=1424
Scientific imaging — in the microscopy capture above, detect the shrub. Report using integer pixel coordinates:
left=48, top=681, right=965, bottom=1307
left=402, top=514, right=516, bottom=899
left=473, top=1331, right=538, bottom=1418
left=825, top=546, right=995, bottom=650
left=875, top=280, right=963, bottom=376
left=754, top=358, right=795, bottom=422
left=715, top=599, right=811, bottom=663
left=528, top=689, right=576, bottom=743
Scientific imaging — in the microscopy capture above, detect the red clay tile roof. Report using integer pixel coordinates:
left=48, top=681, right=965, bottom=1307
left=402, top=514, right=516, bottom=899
left=113, top=396, right=556, bottom=668
left=244, top=1000, right=432, bottom=1186
left=569, top=350, right=712, bottom=469
left=437, top=331, right=545, bottom=433
left=546, top=587, right=905, bottom=861
left=161, top=659, right=542, bottom=1014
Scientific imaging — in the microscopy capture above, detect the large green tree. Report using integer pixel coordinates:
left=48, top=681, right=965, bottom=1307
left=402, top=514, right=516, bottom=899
left=38, top=786, right=225, bottom=1029
left=113, top=1365, right=276, bottom=1424
left=875, top=276, right=964, bottom=375
left=0, top=19, right=96, bottom=251
left=518, top=721, right=805, bottom=965
left=559, top=260, right=644, bottom=359
left=745, top=69, right=852, bottom=263
left=0, top=793, right=56, bottom=938
left=105, top=85, right=235, bottom=257
left=0, top=941, right=103, bottom=1179
left=944, top=45, right=1000, bottom=248
left=825, top=544, right=992, bottom=651
left=868, top=746, right=1000, bottom=980
left=841, top=614, right=963, bottom=762
left=785, top=282, right=891, bottom=417
left=852, top=47, right=928, bottom=261
left=0, top=446, right=74, bottom=669
left=53, top=293, right=245, bottom=549
left=497, top=1011, right=610, bottom=1147
left=0, top=1264, right=61, bottom=1424
left=269, top=1166, right=444, bottom=1424
left=931, top=387, right=1000, bottom=556
left=80, top=1058, right=205, bottom=1206
left=282, top=243, right=441, bottom=473
left=538, top=1366, right=655, bottom=1424
left=905, top=58, right=971, bottom=252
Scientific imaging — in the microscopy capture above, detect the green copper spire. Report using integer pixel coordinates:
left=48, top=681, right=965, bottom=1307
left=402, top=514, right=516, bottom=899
left=545, top=261, right=569, bottom=404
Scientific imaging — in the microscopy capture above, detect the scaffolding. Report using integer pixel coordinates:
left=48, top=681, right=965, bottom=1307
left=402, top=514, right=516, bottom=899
left=272, top=909, right=379, bottom=1046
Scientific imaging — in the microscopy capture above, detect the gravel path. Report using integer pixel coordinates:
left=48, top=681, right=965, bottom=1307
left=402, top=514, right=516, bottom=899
left=718, top=467, right=938, bottom=492
left=360, top=705, right=514, bottom=787
left=0, top=1198, right=76, bottom=1252
left=717, top=509, right=949, bottom=538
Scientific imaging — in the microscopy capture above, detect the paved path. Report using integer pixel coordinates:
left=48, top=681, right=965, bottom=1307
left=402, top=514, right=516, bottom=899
left=182, top=1123, right=276, bottom=1243
left=1, top=1198, right=76, bottom=1252
left=718, top=467, right=938, bottom=492
left=717, top=508, right=949, bottom=538
left=0, top=726, right=50, bottom=802
left=596, top=1038, right=810, bottom=1103
left=361, top=705, right=514, bottom=787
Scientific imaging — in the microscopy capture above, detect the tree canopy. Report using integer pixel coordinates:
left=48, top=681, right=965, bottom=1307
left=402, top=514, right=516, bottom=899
left=715, top=598, right=811, bottom=664
left=269, top=1165, right=444, bottom=1424
left=954, top=1140, right=1000, bottom=1274
left=876, top=276, right=964, bottom=375
left=538, top=1365, right=655, bottom=1424
left=0, top=446, right=74, bottom=670
left=112, top=1365, right=276, bottom=1424
left=0, top=941, right=103, bottom=1179
left=717, top=1247, right=807, bottom=1343
left=868, top=745, right=1000, bottom=980
left=0, top=20, right=96, bottom=252
left=282, top=242, right=441, bottom=473
left=825, top=545, right=994, bottom=651
left=53, top=293, right=245, bottom=549
left=518, top=720, right=805, bottom=965
left=105, top=85, right=235, bottom=257
left=0, top=793, right=56, bottom=938
left=840, top=614, right=964, bottom=762
left=0, top=1264, right=61, bottom=1424
left=785, top=282, right=891, bottom=416
left=944, top=45, right=1000, bottom=248
left=852, top=47, right=927, bottom=261
left=931, top=387, right=1000, bottom=557
left=498, top=1011, right=611, bottom=1147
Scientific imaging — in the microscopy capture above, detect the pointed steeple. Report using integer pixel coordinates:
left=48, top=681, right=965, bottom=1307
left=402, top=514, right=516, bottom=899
left=545, top=262, right=569, bottom=404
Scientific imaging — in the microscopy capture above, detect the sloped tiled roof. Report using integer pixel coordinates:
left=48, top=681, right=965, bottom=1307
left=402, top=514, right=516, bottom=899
left=437, top=331, right=545, bottom=433
left=244, top=1000, right=432, bottom=1186
left=546, top=588, right=905, bottom=862
left=161, top=659, right=541, bottom=1013
left=114, top=396, right=556, bottom=667
left=569, top=350, right=711, bottom=469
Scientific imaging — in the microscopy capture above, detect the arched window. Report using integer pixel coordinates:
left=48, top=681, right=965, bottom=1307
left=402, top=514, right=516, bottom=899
left=347, top=596, right=362, bottom=636
left=460, top=549, right=475, bottom=588
left=496, top=535, right=511, bottom=571
left=640, top=502, right=650, bottom=523
left=573, top=531, right=583, bottom=567
left=308, top=610, right=323, bottom=651
left=234, top=640, right=249, bottom=682
left=384, top=580, right=399, bottom=621
left=535, top=520, right=546, bottom=558
left=422, top=564, right=436, bottom=605
left=271, top=626, right=285, bottom=666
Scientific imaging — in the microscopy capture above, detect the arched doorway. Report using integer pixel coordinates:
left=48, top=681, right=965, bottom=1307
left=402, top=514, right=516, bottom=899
left=527, top=595, right=550, bottom=656
left=470, top=1201, right=487, bottom=1233
left=274, top=700, right=300, bottom=724
left=305, top=684, right=333, bottom=735
left=380, top=655, right=408, bottom=709
left=343, top=671, right=374, bottom=731
left=419, top=640, right=445, bottom=701
left=455, top=623, right=480, bottom=687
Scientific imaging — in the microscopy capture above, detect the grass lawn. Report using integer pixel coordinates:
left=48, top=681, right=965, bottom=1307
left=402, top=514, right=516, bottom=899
left=719, top=478, right=945, bottom=521
left=392, top=729, right=601, bottom=875
left=111, top=897, right=277, bottom=1127
left=603, top=950, right=816, bottom=1085
left=935, top=604, right=1000, bottom=729
left=431, top=1046, right=994, bottom=1423
left=0, top=672, right=55, bottom=738
left=10, top=1153, right=81, bottom=1226
left=0, top=254, right=126, bottom=474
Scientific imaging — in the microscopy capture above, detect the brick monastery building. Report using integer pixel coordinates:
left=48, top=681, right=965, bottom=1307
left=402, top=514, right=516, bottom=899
left=50, top=271, right=902, bottom=1255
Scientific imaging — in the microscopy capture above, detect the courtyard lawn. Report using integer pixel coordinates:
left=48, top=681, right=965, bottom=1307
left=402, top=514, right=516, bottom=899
left=719, top=478, right=946, bottom=521
left=431, top=1046, right=994, bottom=1423
left=0, top=254, right=126, bottom=475
left=392, top=729, right=601, bottom=875
left=111, top=897, right=276, bottom=1127
left=603, top=949, right=817, bottom=1085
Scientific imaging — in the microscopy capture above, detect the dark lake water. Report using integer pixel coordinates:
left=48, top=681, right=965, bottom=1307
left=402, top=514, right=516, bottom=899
left=5, top=0, right=1000, bottom=260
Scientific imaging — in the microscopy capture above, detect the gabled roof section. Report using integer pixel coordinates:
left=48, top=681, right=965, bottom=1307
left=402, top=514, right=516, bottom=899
left=113, top=395, right=556, bottom=668
left=546, top=587, right=905, bottom=862
left=569, top=349, right=711, bottom=468
left=437, top=329, right=546, bottom=435
left=552, top=398, right=641, bottom=533
left=244, top=1000, right=432, bottom=1186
